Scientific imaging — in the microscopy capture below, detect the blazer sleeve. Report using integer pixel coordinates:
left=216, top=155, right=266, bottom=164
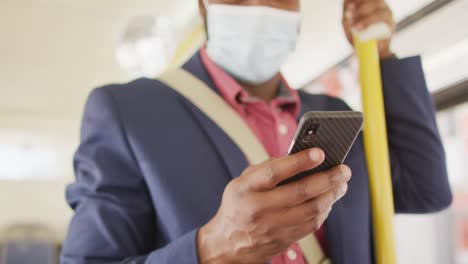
left=61, top=87, right=200, bottom=264
left=379, top=56, right=452, bottom=213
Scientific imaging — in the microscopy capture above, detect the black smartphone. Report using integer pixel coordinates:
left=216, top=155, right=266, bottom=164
left=280, top=111, right=364, bottom=185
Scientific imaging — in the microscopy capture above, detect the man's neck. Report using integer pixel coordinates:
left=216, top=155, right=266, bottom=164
left=239, top=74, right=282, bottom=103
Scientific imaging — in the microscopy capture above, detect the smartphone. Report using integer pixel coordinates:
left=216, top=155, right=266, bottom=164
left=280, top=111, right=364, bottom=185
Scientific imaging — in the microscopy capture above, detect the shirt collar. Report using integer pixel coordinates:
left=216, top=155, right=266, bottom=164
left=199, top=47, right=300, bottom=117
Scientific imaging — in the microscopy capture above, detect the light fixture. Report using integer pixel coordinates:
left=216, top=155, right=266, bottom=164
left=423, top=38, right=468, bottom=91
left=116, top=15, right=176, bottom=79
left=0, top=142, right=58, bottom=181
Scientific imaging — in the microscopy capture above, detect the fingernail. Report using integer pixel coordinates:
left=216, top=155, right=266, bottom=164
left=309, top=149, right=322, bottom=161
left=340, top=165, right=352, bottom=180
left=332, top=166, right=350, bottom=183
left=340, top=184, right=348, bottom=197
left=341, top=184, right=348, bottom=195
left=345, top=11, right=352, bottom=20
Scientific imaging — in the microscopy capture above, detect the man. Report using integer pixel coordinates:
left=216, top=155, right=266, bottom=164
left=61, top=0, right=452, bottom=263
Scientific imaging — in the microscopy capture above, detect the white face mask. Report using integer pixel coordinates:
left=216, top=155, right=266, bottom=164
left=203, top=2, right=301, bottom=85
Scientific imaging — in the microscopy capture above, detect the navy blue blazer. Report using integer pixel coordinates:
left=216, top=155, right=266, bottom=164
left=61, top=52, right=452, bottom=264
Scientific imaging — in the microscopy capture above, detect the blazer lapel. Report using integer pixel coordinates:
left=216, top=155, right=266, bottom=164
left=179, top=52, right=249, bottom=180
left=297, top=91, right=328, bottom=119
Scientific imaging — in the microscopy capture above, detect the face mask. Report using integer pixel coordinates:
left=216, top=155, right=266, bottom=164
left=203, top=2, right=300, bottom=85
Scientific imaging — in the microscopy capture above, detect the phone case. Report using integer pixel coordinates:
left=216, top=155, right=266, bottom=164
left=281, top=111, right=364, bottom=185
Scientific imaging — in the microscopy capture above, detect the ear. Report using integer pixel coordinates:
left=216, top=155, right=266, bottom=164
left=198, top=0, right=207, bottom=18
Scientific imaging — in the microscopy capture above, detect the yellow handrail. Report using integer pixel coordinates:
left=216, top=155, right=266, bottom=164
left=355, top=37, right=397, bottom=264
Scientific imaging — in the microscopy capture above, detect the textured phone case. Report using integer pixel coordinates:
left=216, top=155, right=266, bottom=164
left=281, top=111, right=364, bottom=185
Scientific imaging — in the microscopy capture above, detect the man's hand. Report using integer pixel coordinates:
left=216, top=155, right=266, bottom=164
left=197, top=148, right=352, bottom=264
left=342, top=0, right=396, bottom=59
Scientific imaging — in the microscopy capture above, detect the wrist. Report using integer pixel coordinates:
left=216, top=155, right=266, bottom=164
left=197, top=222, right=233, bottom=264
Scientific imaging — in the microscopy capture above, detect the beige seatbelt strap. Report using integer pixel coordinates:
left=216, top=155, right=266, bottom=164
left=160, top=69, right=268, bottom=165
left=159, top=68, right=331, bottom=264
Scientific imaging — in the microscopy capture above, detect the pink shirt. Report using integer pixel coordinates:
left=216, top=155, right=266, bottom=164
left=200, top=48, right=327, bottom=264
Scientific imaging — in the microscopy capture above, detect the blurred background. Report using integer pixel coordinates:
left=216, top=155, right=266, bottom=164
left=0, top=0, right=467, bottom=263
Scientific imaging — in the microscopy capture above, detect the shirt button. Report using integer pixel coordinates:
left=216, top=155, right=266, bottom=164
left=278, top=124, right=288, bottom=135
left=287, top=248, right=298, bottom=260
